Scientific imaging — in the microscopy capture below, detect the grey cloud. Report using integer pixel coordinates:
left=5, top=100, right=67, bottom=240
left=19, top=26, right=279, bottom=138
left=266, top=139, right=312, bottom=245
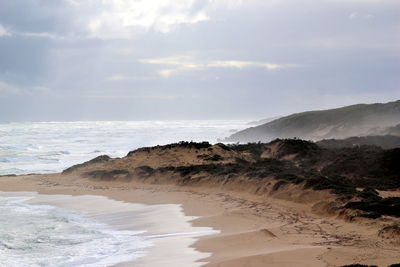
left=0, top=1, right=73, bottom=35
left=0, top=0, right=399, bottom=122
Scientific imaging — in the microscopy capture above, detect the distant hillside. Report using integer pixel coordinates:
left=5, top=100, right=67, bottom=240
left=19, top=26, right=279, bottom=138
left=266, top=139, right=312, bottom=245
left=227, top=100, right=400, bottom=142
left=381, top=124, right=400, bottom=136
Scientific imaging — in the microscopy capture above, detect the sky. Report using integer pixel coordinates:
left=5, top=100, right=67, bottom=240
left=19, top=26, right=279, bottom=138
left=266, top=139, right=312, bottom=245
left=0, top=0, right=399, bottom=122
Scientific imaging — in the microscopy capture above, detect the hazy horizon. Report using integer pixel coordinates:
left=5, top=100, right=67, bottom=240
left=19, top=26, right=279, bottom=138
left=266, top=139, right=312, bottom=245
left=1, top=0, right=399, bottom=122
left=1, top=99, right=399, bottom=124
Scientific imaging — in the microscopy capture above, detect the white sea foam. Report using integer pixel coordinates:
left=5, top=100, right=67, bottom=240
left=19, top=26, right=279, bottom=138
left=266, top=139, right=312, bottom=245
left=0, top=193, right=218, bottom=267
left=0, top=196, right=151, bottom=267
left=0, top=120, right=249, bottom=175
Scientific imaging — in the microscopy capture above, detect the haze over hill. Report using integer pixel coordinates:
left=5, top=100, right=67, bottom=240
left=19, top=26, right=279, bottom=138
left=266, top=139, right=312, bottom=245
left=227, top=100, right=400, bottom=142
left=247, top=116, right=282, bottom=126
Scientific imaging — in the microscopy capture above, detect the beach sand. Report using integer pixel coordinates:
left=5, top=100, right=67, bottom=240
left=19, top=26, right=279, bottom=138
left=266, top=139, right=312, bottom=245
left=0, top=173, right=399, bottom=267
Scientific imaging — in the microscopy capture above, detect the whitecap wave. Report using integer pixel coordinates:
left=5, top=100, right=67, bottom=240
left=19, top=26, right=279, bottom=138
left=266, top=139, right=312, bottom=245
left=0, top=196, right=151, bottom=267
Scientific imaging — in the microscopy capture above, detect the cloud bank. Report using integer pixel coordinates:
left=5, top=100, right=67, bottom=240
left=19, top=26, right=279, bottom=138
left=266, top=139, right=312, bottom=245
left=0, top=0, right=399, bottom=121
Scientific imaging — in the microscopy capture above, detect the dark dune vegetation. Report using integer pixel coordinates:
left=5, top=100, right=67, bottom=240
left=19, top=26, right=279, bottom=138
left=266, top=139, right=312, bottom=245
left=65, top=139, right=400, bottom=219
left=153, top=140, right=400, bottom=218
left=317, top=135, right=400, bottom=150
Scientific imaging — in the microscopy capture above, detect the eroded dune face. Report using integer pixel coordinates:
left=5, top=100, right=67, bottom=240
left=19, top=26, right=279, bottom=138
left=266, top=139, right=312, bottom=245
left=61, top=139, right=400, bottom=218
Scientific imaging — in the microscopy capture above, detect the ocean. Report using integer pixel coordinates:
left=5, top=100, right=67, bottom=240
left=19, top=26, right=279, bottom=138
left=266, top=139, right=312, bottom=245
left=0, top=120, right=249, bottom=175
left=0, top=192, right=215, bottom=267
left=0, top=120, right=240, bottom=266
left=0, top=194, right=150, bottom=267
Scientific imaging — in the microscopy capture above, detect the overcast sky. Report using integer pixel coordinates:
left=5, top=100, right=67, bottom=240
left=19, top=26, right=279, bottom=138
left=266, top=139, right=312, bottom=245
left=0, top=0, right=399, bottom=122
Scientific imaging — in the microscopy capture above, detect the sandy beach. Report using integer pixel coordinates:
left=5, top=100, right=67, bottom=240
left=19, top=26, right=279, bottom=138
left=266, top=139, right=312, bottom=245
left=0, top=173, right=399, bottom=267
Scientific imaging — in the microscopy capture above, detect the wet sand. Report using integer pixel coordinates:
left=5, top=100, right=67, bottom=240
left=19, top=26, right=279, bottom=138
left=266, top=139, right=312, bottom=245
left=0, top=191, right=215, bottom=267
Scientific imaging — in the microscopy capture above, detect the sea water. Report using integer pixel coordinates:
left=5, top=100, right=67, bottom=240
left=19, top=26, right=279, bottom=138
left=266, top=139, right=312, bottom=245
left=0, top=120, right=249, bottom=175
left=0, top=195, right=151, bottom=267
left=0, top=120, right=231, bottom=266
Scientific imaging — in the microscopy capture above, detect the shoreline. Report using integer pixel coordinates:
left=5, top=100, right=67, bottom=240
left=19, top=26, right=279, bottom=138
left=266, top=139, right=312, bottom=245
left=0, top=191, right=215, bottom=267
left=0, top=174, right=400, bottom=266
